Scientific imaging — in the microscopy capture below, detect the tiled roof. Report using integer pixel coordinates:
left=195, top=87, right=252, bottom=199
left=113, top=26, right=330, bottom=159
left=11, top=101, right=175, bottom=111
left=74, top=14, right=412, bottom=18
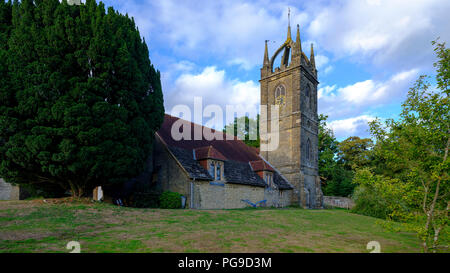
left=158, top=114, right=260, bottom=163
left=194, top=146, right=227, bottom=161
left=157, top=114, right=292, bottom=190
left=223, top=160, right=266, bottom=187
left=273, top=171, right=293, bottom=190
left=249, top=160, right=275, bottom=172
left=167, top=146, right=213, bottom=180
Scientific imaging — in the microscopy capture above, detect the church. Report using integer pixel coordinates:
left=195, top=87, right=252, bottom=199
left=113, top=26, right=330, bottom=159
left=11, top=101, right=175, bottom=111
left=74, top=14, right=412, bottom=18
left=148, top=22, right=323, bottom=209
left=0, top=21, right=323, bottom=209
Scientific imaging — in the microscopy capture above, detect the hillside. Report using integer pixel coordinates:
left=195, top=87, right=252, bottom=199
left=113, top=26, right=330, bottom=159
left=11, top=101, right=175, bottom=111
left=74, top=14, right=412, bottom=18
left=0, top=200, right=421, bottom=253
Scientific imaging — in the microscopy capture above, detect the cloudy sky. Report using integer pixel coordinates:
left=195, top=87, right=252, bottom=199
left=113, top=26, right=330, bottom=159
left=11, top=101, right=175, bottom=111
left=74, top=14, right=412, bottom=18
left=100, top=0, right=449, bottom=140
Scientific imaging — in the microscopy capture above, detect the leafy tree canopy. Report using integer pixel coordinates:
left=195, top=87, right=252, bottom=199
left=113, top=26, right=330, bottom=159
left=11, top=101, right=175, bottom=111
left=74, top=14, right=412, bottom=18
left=318, top=114, right=354, bottom=197
left=353, top=39, right=449, bottom=252
left=224, top=115, right=260, bottom=148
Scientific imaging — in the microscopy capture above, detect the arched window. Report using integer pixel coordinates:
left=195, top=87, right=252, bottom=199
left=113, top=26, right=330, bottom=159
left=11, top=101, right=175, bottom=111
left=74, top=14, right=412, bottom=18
left=305, top=85, right=310, bottom=97
left=275, top=85, right=286, bottom=106
left=306, top=138, right=311, bottom=162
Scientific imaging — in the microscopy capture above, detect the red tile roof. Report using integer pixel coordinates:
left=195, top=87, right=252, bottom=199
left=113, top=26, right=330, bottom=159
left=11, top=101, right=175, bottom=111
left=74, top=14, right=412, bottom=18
left=194, top=145, right=227, bottom=161
left=249, top=160, right=275, bottom=172
left=157, top=114, right=261, bottom=163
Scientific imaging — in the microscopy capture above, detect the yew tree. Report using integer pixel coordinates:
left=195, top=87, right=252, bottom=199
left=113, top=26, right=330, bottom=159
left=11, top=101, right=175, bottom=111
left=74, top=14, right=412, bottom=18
left=0, top=0, right=164, bottom=197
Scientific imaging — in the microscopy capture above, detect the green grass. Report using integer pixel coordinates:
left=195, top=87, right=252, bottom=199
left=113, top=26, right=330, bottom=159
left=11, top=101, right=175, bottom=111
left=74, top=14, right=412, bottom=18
left=0, top=200, right=423, bottom=253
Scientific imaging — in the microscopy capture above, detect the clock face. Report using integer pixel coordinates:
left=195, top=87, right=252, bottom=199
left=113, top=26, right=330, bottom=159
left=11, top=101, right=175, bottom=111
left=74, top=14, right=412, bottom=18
left=275, top=85, right=286, bottom=106
left=275, top=94, right=286, bottom=106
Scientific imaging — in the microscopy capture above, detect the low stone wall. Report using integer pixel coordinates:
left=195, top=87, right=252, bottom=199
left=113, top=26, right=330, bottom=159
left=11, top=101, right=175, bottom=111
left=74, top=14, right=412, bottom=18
left=323, top=196, right=354, bottom=209
left=0, top=178, right=20, bottom=200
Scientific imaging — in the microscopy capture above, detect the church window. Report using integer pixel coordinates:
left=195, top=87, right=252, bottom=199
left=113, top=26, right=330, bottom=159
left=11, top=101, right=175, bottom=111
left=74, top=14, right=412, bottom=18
left=306, top=84, right=310, bottom=97
left=275, top=85, right=286, bottom=106
left=306, top=138, right=311, bottom=162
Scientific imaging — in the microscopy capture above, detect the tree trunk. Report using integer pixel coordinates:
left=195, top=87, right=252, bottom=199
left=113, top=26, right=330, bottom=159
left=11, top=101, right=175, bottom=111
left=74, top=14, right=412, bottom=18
left=68, top=180, right=85, bottom=199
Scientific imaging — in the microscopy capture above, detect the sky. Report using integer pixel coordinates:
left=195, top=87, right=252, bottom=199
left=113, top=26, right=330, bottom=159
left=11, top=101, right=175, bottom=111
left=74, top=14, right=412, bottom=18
left=100, top=0, right=450, bottom=140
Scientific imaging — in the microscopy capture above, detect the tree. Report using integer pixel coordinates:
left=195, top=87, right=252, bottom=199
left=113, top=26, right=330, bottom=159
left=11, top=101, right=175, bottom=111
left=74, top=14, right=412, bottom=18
left=224, top=115, right=260, bottom=148
left=318, top=114, right=353, bottom=197
left=354, top=40, right=449, bottom=252
left=0, top=0, right=164, bottom=197
left=338, top=136, right=373, bottom=170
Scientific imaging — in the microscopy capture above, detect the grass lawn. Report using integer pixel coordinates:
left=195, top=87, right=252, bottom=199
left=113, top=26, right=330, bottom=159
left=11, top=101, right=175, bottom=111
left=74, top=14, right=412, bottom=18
left=0, top=199, right=422, bottom=253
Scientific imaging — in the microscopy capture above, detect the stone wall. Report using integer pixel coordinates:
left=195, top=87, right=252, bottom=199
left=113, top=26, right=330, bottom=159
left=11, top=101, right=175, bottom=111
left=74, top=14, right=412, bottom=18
left=264, top=188, right=292, bottom=207
left=0, top=178, right=20, bottom=200
left=323, top=196, right=354, bottom=209
left=153, top=137, right=193, bottom=207
left=193, top=181, right=266, bottom=209
left=194, top=181, right=225, bottom=209
left=224, top=183, right=265, bottom=209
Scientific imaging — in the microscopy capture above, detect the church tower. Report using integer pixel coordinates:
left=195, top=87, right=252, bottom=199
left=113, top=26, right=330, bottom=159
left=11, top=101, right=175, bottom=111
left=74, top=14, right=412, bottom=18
left=259, top=17, right=323, bottom=208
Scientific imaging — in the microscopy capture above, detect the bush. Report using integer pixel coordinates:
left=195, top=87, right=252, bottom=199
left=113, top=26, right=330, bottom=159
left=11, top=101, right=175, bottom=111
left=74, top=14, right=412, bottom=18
left=351, top=184, right=391, bottom=219
left=159, top=191, right=182, bottom=209
left=131, top=192, right=160, bottom=208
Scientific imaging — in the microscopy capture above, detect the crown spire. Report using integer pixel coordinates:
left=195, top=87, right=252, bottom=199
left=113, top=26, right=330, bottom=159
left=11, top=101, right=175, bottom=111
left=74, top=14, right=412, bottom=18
left=263, top=40, right=269, bottom=66
left=310, top=43, right=316, bottom=69
left=295, top=24, right=302, bottom=54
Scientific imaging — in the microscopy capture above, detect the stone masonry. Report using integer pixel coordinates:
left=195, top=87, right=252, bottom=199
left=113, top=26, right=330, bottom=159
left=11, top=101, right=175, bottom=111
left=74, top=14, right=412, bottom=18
left=259, top=23, right=323, bottom=208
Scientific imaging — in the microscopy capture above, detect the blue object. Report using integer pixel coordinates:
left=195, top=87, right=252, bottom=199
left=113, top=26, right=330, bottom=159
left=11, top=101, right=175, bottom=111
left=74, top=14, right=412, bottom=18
left=241, top=199, right=267, bottom=207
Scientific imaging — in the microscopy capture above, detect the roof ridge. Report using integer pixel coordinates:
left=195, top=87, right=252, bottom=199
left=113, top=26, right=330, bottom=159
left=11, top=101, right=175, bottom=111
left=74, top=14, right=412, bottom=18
left=258, top=155, right=295, bottom=189
left=164, top=113, right=238, bottom=141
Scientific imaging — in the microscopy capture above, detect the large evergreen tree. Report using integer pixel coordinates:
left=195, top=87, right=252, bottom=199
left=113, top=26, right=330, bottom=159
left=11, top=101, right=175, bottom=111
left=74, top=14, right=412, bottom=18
left=0, top=0, right=164, bottom=197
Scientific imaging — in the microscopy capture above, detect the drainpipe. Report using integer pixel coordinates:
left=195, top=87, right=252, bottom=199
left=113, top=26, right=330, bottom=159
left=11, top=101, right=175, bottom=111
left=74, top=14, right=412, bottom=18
left=190, top=178, right=195, bottom=209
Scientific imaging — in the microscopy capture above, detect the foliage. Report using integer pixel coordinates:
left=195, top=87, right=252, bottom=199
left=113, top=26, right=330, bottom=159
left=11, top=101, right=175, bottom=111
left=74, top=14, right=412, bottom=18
left=159, top=191, right=182, bottom=209
left=353, top=40, right=449, bottom=252
left=351, top=168, right=410, bottom=220
left=0, top=0, right=164, bottom=197
left=131, top=192, right=160, bottom=208
left=338, top=136, right=373, bottom=170
left=223, top=115, right=260, bottom=148
left=318, top=114, right=354, bottom=196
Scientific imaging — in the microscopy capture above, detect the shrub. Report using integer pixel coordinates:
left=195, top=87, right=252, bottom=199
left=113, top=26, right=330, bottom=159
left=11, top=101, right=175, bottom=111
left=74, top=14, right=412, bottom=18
left=131, top=192, right=160, bottom=208
left=159, top=191, right=182, bottom=209
left=351, top=184, right=391, bottom=219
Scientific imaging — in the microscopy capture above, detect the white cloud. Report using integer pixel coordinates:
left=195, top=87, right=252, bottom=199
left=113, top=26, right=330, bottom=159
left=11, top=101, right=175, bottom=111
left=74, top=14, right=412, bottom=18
left=227, top=58, right=254, bottom=71
left=318, top=85, right=336, bottom=100
left=328, top=115, right=375, bottom=139
left=165, top=66, right=260, bottom=121
left=314, top=54, right=329, bottom=69
left=319, top=68, right=419, bottom=118
left=305, top=0, right=450, bottom=71
left=102, top=0, right=449, bottom=140
left=107, top=0, right=312, bottom=71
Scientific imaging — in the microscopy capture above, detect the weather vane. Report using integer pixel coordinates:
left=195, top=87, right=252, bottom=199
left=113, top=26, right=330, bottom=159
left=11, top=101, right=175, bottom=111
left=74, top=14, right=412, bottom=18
left=288, top=7, right=291, bottom=26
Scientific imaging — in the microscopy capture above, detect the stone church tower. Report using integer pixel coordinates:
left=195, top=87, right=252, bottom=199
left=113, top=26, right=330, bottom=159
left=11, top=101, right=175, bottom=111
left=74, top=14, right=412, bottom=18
left=259, top=21, right=323, bottom=208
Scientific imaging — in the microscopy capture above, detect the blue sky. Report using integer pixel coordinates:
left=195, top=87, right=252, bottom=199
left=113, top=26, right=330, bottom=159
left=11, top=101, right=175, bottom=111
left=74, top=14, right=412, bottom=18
left=99, top=0, right=449, bottom=140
